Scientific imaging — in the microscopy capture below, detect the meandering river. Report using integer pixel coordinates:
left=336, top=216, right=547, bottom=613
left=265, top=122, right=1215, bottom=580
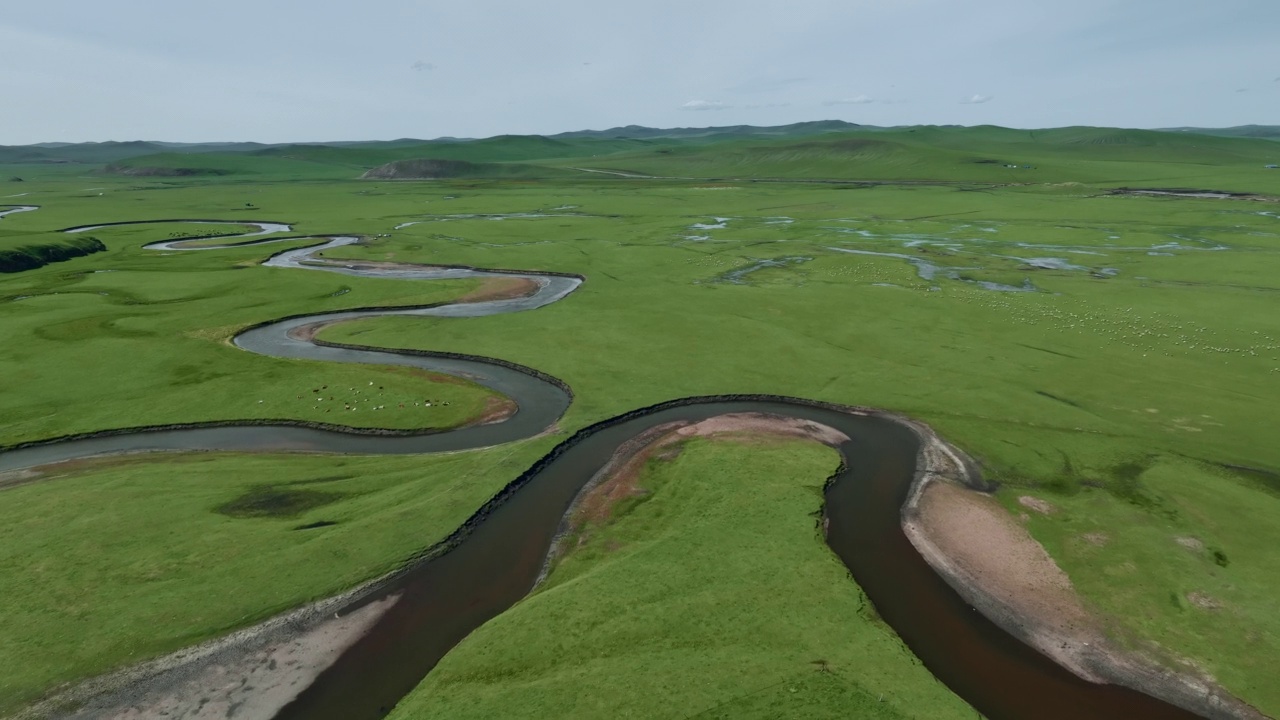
left=1, top=221, right=1202, bottom=719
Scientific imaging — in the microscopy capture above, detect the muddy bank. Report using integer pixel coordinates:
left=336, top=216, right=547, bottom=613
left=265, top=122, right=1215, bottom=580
left=14, top=586, right=401, bottom=720
left=902, top=467, right=1267, bottom=719
left=456, top=276, right=541, bottom=304
left=1110, top=188, right=1279, bottom=203
left=9, top=396, right=1222, bottom=720
left=545, top=412, right=850, bottom=576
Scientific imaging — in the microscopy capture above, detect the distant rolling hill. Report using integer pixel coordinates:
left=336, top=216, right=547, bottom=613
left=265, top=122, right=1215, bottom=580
left=548, top=124, right=1280, bottom=187
left=0, top=140, right=273, bottom=165
left=0, top=121, right=869, bottom=167
left=549, top=119, right=868, bottom=141
left=1159, top=125, right=1280, bottom=140
left=7, top=122, right=1279, bottom=189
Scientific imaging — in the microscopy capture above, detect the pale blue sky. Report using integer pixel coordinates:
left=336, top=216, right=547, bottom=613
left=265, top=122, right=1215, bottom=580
left=1, top=0, right=1276, bottom=143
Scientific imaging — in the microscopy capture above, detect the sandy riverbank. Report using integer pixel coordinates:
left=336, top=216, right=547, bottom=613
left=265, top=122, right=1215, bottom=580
left=15, top=589, right=400, bottom=720
left=900, top=435, right=1269, bottom=720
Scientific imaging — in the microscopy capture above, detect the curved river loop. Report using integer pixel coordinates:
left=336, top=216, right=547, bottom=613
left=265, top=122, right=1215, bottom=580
left=0, top=220, right=1210, bottom=720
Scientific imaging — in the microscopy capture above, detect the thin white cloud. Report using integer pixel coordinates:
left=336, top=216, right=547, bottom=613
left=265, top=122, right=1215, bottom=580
left=681, top=100, right=732, bottom=111
left=411, top=61, right=435, bottom=72
left=960, top=94, right=994, bottom=104
left=823, top=95, right=875, bottom=106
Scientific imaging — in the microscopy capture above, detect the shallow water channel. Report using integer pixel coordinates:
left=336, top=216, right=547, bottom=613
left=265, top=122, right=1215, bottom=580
left=1, top=221, right=1202, bottom=719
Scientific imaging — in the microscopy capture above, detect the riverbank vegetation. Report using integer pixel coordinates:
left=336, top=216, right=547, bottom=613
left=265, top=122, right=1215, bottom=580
left=1, top=124, right=1278, bottom=716
left=393, top=437, right=972, bottom=720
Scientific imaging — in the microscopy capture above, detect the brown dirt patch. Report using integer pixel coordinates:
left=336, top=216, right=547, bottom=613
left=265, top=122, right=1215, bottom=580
left=557, top=413, right=848, bottom=557
left=288, top=319, right=340, bottom=342
left=1187, top=592, right=1224, bottom=612
left=1018, top=495, right=1057, bottom=515
left=916, top=482, right=1104, bottom=677
left=565, top=422, right=683, bottom=538
left=0, top=468, right=43, bottom=491
left=473, top=395, right=518, bottom=426
left=456, top=276, right=540, bottom=304
left=673, top=412, right=850, bottom=446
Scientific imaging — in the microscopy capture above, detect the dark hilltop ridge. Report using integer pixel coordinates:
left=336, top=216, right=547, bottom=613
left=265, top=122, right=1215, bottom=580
left=3, top=121, right=1276, bottom=167
left=1, top=121, right=870, bottom=167
left=3, top=121, right=1277, bottom=189
left=1159, top=124, right=1280, bottom=140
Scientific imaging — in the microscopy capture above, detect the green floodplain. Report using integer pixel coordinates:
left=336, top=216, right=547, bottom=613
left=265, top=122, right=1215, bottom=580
left=1, top=123, right=1279, bottom=717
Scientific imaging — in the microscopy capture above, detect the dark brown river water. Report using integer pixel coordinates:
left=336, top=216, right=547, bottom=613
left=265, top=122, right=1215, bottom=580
left=269, top=398, right=1200, bottom=720
left=0, top=223, right=1205, bottom=719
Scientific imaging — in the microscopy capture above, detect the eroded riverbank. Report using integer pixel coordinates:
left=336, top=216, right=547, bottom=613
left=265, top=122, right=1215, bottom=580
left=1, top=219, right=1253, bottom=720
left=903, top=474, right=1266, bottom=720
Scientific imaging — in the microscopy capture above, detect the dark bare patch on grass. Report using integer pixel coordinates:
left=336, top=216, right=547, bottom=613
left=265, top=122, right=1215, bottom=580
left=216, top=486, right=345, bottom=519
left=1035, top=390, right=1084, bottom=409
left=1215, top=462, right=1280, bottom=497
left=293, top=520, right=340, bottom=531
left=1017, top=343, right=1081, bottom=359
left=1029, top=454, right=1177, bottom=519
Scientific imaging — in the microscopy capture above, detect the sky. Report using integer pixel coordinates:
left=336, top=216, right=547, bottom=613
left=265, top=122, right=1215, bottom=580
left=1, top=0, right=1277, bottom=144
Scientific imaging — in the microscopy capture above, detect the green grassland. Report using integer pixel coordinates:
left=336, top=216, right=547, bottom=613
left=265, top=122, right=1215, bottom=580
left=0, top=446, right=554, bottom=710
left=72, top=123, right=1280, bottom=193
left=0, top=208, right=504, bottom=446
left=310, top=180, right=1280, bottom=712
left=1, top=126, right=1279, bottom=715
left=391, top=438, right=972, bottom=720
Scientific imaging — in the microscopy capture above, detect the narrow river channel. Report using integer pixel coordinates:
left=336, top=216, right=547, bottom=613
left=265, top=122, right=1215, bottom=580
left=0, top=221, right=1204, bottom=720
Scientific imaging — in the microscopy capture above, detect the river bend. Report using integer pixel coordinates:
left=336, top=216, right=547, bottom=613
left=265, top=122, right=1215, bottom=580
left=0, top=220, right=1203, bottom=720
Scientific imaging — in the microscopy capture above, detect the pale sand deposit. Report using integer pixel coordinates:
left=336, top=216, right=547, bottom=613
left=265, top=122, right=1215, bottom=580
left=903, top=469, right=1268, bottom=720
left=911, top=481, right=1107, bottom=680
left=19, top=593, right=399, bottom=720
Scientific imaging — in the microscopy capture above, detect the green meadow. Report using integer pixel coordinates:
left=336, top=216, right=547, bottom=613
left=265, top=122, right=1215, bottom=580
left=392, top=438, right=972, bottom=720
left=1, top=125, right=1278, bottom=716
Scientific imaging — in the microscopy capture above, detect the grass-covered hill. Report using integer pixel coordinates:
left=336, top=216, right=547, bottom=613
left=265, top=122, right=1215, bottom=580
left=1159, top=125, right=1280, bottom=141
left=19, top=123, right=1268, bottom=191
left=0, top=140, right=278, bottom=165
left=9, top=122, right=1279, bottom=187
left=554, top=125, right=1280, bottom=189
left=549, top=119, right=866, bottom=141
